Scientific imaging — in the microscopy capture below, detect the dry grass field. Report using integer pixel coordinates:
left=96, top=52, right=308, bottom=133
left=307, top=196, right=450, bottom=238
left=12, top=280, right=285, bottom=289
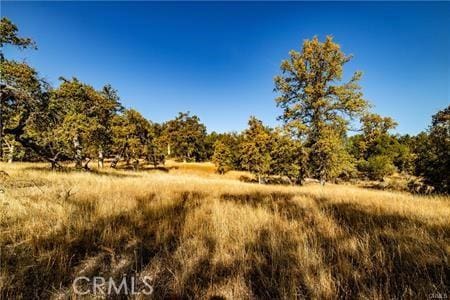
left=0, top=162, right=449, bottom=299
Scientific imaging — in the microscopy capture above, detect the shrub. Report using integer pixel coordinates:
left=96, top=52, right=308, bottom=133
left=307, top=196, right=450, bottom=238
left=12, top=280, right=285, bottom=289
left=358, top=155, right=396, bottom=181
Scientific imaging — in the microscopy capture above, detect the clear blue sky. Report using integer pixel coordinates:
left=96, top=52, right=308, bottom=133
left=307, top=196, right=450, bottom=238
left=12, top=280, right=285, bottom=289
left=2, top=1, right=449, bottom=134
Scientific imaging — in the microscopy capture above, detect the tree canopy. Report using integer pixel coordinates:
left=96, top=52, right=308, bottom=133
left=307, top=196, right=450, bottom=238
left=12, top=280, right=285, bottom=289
left=275, top=36, right=368, bottom=183
left=1, top=18, right=448, bottom=193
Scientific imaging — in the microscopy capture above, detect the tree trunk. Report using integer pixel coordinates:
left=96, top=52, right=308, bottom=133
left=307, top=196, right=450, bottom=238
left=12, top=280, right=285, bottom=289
left=319, top=168, right=326, bottom=186
left=7, top=143, right=14, bottom=163
left=125, top=152, right=131, bottom=166
left=73, top=134, right=83, bottom=169
left=111, top=155, right=120, bottom=168
left=4, top=139, right=14, bottom=163
left=132, top=158, right=139, bottom=171
left=3, top=108, right=62, bottom=169
left=111, top=142, right=128, bottom=169
left=152, top=154, right=158, bottom=168
left=258, top=174, right=262, bottom=184
left=83, top=158, right=91, bottom=171
left=98, top=150, right=104, bottom=168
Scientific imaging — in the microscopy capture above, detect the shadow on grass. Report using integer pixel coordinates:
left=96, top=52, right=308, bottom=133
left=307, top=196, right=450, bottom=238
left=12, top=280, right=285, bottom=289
left=221, top=191, right=295, bottom=206
left=220, top=190, right=450, bottom=298
left=221, top=191, right=311, bottom=222
left=3, top=189, right=449, bottom=299
left=21, top=166, right=151, bottom=178
left=1, top=191, right=205, bottom=299
left=313, top=198, right=450, bottom=298
left=245, top=226, right=311, bottom=299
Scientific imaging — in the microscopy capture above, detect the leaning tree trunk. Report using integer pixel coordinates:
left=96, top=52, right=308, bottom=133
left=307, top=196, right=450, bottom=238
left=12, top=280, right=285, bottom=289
left=51, top=160, right=59, bottom=171
left=2, top=86, right=62, bottom=170
left=50, top=152, right=62, bottom=170
left=8, top=129, right=62, bottom=170
left=110, top=142, right=128, bottom=169
left=111, top=155, right=120, bottom=168
left=83, top=158, right=91, bottom=171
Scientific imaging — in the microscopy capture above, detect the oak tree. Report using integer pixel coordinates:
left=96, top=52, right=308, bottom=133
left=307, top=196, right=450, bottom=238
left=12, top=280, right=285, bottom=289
left=240, top=117, right=271, bottom=183
left=275, top=36, right=368, bottom=183
left=269, top=128, right=308, bottom=184
left=414, top=105, right=450, bottom=193
left=212, top=140, right=234, bottom=174
left=162, top=112, right=207, bottom=162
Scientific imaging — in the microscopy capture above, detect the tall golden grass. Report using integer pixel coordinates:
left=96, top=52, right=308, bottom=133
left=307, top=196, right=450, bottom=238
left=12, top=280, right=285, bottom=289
left=1, top=162, right=449, bottom=299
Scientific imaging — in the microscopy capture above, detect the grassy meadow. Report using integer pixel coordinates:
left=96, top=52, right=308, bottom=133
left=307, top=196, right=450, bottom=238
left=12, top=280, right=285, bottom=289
left=0, top=162, right=449, bottom=299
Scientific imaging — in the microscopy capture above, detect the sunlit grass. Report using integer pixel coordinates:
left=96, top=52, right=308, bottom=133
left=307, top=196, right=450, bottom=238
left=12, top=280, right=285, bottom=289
left=1, top=162, right=449, bottom=299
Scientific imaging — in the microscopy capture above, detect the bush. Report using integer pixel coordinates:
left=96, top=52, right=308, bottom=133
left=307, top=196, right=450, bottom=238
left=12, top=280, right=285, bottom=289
left=358, top=155, right=396, bottom=181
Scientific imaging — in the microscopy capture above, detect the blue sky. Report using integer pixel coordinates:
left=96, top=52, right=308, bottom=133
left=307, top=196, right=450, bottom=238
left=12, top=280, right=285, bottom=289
left=2, top=1, right=449, bottom=134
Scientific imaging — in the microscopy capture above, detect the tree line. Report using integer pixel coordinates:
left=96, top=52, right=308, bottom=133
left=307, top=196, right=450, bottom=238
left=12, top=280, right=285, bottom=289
left=1, top=18, right=448, bottom=193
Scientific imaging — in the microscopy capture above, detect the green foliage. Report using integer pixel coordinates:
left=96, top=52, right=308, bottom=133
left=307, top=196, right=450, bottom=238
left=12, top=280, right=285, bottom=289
left=204, top=131, right=220, bottom=160
left=162, top=112, right=207, bottom=162
left=275, top=36, right=368, bottom=138
left=212, top=140, right=234, bottom=174
left=1, top=17, right=447, bottom=195
left=414, top=105, right=450, bottom=194
left=110, top=109, right=157, bottom=165
left=391, top=140, right=414, bottom=174
left=0, top=27, right=55, bottom=165
left=49, top=78, right=122, bottom=168
left=358, top=155, right=396, bottom=181
left=309, top=128, right=356, bottom=182
left=0, top=17, right=36, bottom=58
left=348, top=113, right=413, bottom=179
left=355, top=113, right=398, bottom=158
left=360, top=114, right=397, bottom=145
left=269, top=129, right=308, bottom=183
left=274, top=36, right=368, bottom=182
left=1, top=61, right=45, bottom=132
left=240, top=117, right=271, bottom=182
left=213, top=132, right=242, bottom=169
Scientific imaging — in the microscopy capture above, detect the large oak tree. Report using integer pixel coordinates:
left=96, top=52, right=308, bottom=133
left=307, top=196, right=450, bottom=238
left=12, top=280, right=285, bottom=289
left=275, top=36, right=368, bottom=183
